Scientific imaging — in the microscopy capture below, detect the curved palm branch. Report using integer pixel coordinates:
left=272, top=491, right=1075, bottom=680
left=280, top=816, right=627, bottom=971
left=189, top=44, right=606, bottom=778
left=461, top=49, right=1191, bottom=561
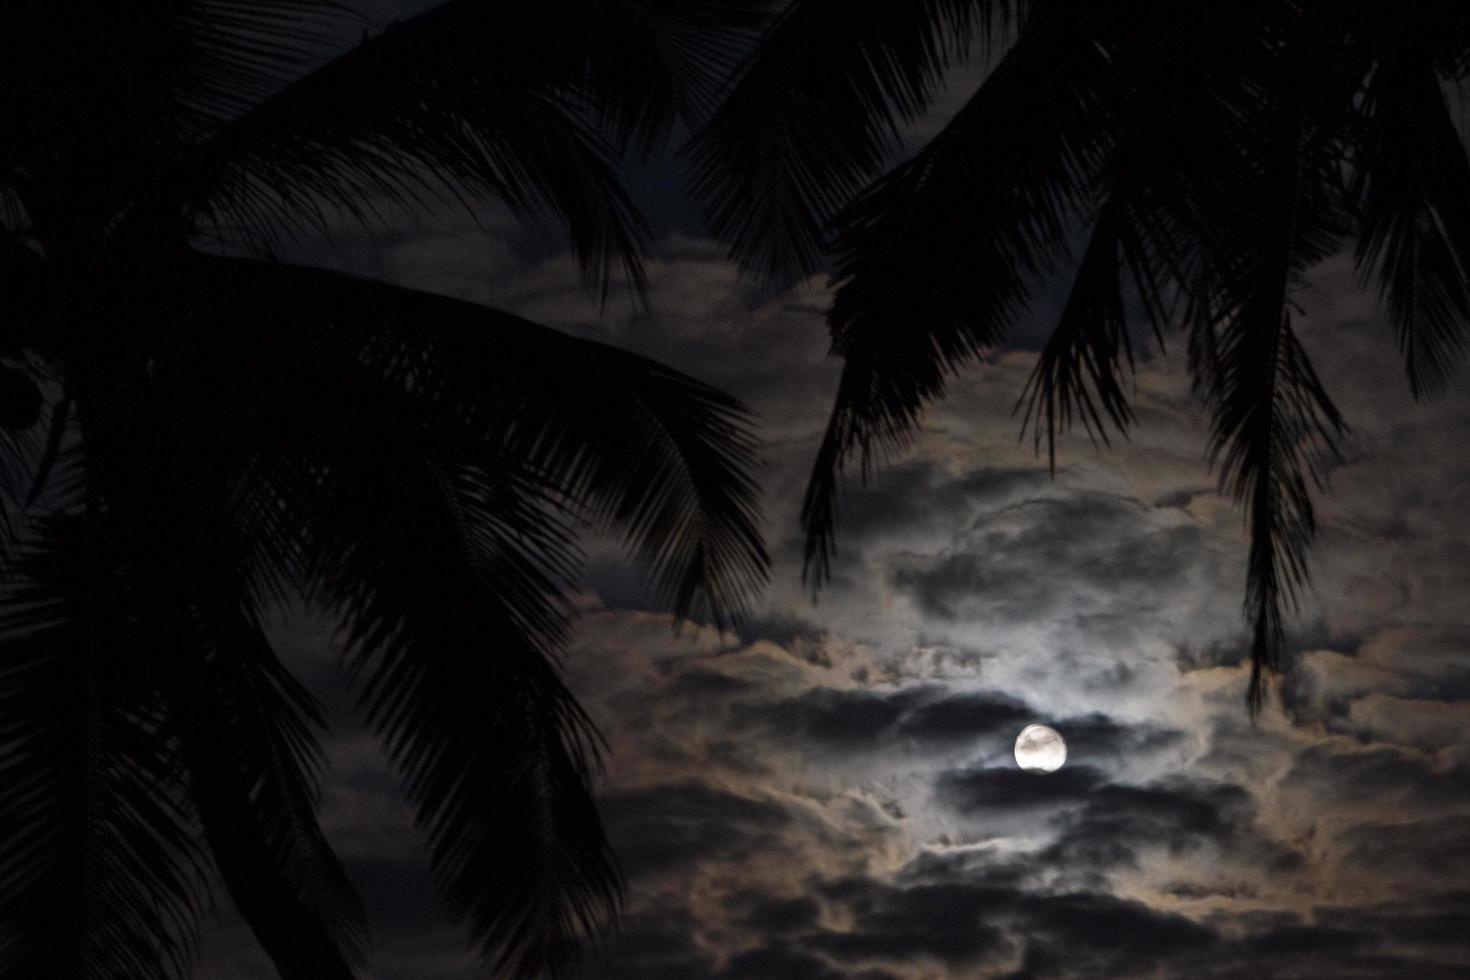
left=727, top=0, right=1415, bottom=710
left=0, top=518, right=209, bottom=980
left=0, top=245, right=769, bottom=975
left=801, top=2, right=1112, bottom=584
left=1352, top=52, right=1470, bottom=397
left=169, top=595, right=366, bottom=980
left=168, top=253, right=766, bottom=971
left=302, top=441, right=617, bottom=978
left=191, top=254, right=769, bottom=626
left=1189, top=9, right=1355, bottom=712
left=1015, top=197, right=1137, bottom=473
left=3, top=1, right=774, bottom=973
left=686, top=0, right=1025, bottom=287
left=137, top=0, right=771, bottom=299
left=1016, top=1, right=1255, bottom=470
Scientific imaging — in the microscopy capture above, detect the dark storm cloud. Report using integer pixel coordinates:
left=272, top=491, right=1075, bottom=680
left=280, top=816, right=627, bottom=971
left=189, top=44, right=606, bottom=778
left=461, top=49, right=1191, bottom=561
left=1014, top=890, right=1220, bottom=972
left=1336, top=815, right=1470, bottom=880
left=733, top=684, right=938, bottom=744
left=735, top=682, right=1181, bottom=765
left=716, top=945, right=902, bottom=980
left=1241, top=923, right=1368, bottom=956
left=797, top=867, right=1225, bottom=977
left=834, top=464, right=1057, bottom=543
left=733, top=611, right=827, bottom=649
left=1315, top=894, right=1470, bottom=955
left=890, top=494, right=1206, bottom=626
left=664, top=667, right=757, bottom=700
left=734, top=682, right=1041, bottom=751
left=726, top=891, right=822, bottom=935
left=1052, top=712, right=1189, bottom=766
left=1182, top=906, right=1470, bottom=980
left=1280, top=742, right=1470, bottom=812
left=1040, top=779, right=1302, bottom=875
left=574, top=908, right=716, bottom=979
left=894, top=846, right=1036, bottom=890
left=933, top=760, right=1301, bottom=878
left=808, top=877, right=1019, bottom=968
left=936, top=765, right=1109, bottom=813
left=895, top=689, right=1035, bottom=742
left=597, top=782, right=792, bottom=879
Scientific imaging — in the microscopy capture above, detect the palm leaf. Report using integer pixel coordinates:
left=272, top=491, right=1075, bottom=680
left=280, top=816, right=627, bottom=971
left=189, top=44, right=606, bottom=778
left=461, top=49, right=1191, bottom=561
left=1353, top=54, right=1470, bottom=397
left=801, top=2, right=1112, bottom=583
left=0, top=517, right=208, bottom=980
left=1015, top=197, right=1136, bottom=472
left=292, top=404, right=619, bottom=978
left=1014, top=0, right=1264, bottom=471
left=40, top=298, right=369, bottom=978
left=686, top=0, right=1024, bottom=286
left=170, top=598, right=365, bottom=980
left=1196, top=28, right=1351, bottom=711
left=1205, top=307, right=1345, bottom=714
left=190, top=254, right=768, bottom=627
left=167, top=252, right=768, bottom=972
left=145, top=1, right=771, bottom=297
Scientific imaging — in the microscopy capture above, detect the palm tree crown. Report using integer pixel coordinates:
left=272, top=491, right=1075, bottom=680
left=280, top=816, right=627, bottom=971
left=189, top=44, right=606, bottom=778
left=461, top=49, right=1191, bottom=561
left=688, top=0, right=1470, bottom=712
left=0, top=2, right=768, bottom=977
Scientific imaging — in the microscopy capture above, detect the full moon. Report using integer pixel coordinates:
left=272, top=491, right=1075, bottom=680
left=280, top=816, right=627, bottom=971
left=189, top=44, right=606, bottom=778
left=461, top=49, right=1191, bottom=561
left=1014, top=724, right=1067, bottom=772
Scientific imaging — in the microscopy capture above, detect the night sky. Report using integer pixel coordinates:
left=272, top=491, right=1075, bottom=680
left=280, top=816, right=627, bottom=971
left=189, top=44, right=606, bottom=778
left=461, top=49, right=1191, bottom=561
left=199, top=61, right=1470, bottom=980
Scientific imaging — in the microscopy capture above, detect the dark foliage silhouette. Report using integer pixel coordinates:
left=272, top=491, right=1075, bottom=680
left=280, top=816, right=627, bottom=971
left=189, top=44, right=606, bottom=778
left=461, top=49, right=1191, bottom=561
left=690, top=0, right=1470, bottom=711
left=0, top=2, right=769, bottom=977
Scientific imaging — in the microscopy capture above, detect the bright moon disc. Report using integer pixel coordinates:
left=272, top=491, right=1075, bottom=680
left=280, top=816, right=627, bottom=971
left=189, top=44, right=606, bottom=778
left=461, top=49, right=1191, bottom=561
left=1014, top=724, right=1067, bottom=772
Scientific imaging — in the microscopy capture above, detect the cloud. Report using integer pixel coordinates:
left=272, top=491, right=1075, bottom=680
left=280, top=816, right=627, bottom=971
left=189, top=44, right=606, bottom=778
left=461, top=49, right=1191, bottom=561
left=726, top=891, right=822, bottom=935
left=574, top=908, right=717, bottom=979
left=1280, top=742, right=1470, bottom=813
left=1039, top=778, right=1303, bottom=876
left=936, top=765, right=1108, bottom=815
left=598, top=782, right=793, bottom=880
left=896, top=689, right=1036, bottom=743
left=1055, top=712, right=1191, bottom=767
left=734, top=684, right=939, bottom=746
left=716, top=946, right=902, bottom=980
left=1335, top=816, right=1470, bottom=884
left=891, top=494, right=1208, bottom=628
left=211, top=224, right=1470, bottom=980
left=807, top=876, right=1020, bottom=970
left=1013, top=890, right=1220, bottom=974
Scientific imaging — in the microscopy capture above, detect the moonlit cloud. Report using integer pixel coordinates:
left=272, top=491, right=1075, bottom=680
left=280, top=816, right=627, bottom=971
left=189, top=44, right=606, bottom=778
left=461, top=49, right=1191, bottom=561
left=195, top=213, right=1470, bottom=978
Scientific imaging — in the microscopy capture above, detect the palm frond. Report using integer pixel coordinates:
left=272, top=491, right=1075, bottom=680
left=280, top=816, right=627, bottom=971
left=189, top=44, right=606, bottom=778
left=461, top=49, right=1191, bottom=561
left=1197, top=39, right=1350, bottom=711
left=48, top=295, right=367, bottom=978
left=1012, top=0, right=1262, bottom=473
left=168, top=252, right=770, bottom=971
left=802, top=4, right=1111, bottom=583
left=192, top=254, right=768, bottom=627
left=170, top=1, right=354, bottom=126
left=1353, top=56, right=1470, bottom=397
left=1016, top=198, right=1135, bottom=472
left=146, top=0, right=777, bottom=297
left=0, top=517, right=208, bottom=979
left=295, top=415, right=620, bottom=978
left=617, top=0, right=787, bottom=132
left=686, top=0, right=1024, bottom=287
left=170, top=594, right=365, bottom=980
left=1206, top=309, right=1344, bottom=714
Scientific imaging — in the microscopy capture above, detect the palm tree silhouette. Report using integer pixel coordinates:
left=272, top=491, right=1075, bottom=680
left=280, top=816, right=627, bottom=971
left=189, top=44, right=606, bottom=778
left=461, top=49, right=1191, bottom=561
left=690, top=0, right=1470, bottom=712
left=0, top=3, right=768, bottom=978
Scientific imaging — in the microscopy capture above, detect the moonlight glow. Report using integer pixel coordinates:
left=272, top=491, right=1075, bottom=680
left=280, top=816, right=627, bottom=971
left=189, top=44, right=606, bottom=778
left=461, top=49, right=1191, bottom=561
left=1014, top=724, right=1067, bottom=772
